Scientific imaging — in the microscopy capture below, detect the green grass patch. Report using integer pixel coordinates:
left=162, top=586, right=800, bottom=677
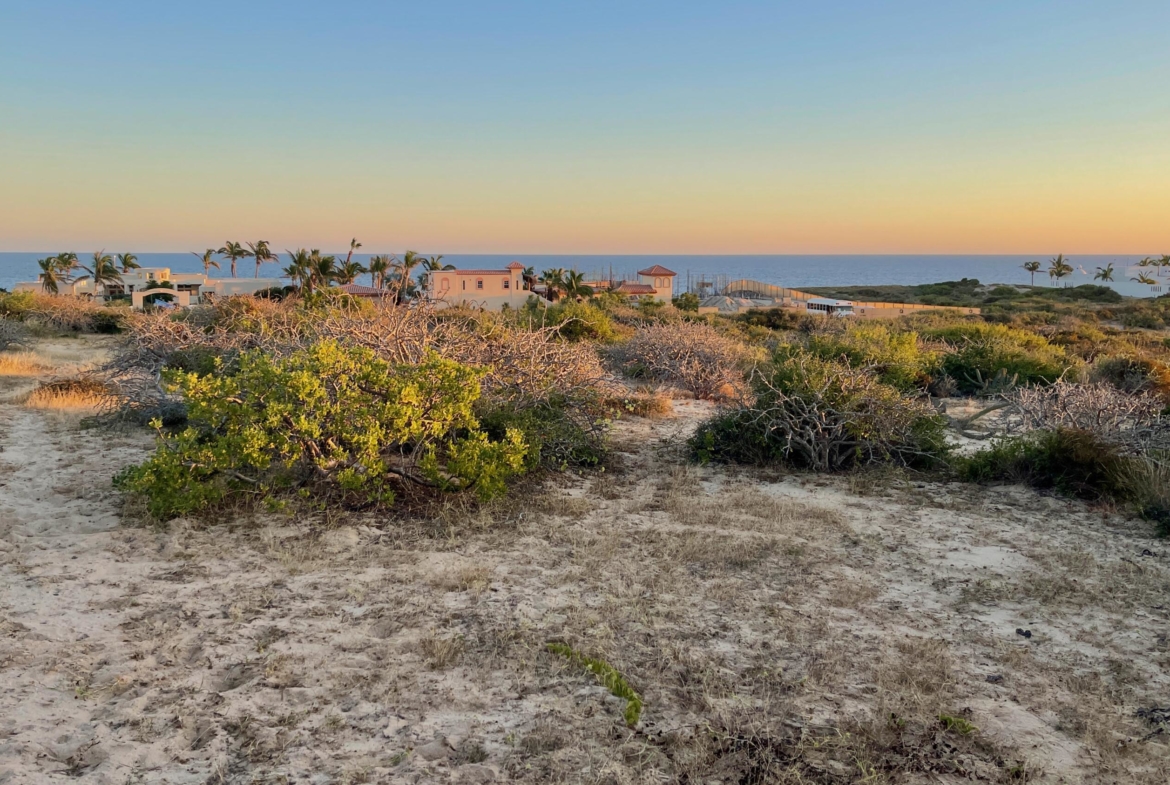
left=546, top=642, right=643, bottom=727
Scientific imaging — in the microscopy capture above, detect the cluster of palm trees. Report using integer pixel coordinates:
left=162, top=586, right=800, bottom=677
left=1022, top=254, right=1122, bottom=286
left=535, top=268, right=594, bottom=301
left=281, top=242, right=447, bottom=298
left=1129, top=255, right=1170, bottom=286
left=191, top=240, right=279, bottom=278
left=35, top=251, right=140, bottom=294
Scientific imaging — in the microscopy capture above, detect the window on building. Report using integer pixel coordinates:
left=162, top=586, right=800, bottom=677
left=462, top=280, right=466, bottom=290
left=503, top=279, right=510, bottom=289
left=476, top=279, right=484, bottom=290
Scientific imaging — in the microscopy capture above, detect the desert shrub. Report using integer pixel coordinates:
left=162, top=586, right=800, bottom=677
left=0, top=291, right=38, bottom=319
left=807, top=323, right=936, bottom=391
left=1091, top=355, right=1170, bottom=398
left=922, top=322, right=1076, bottom=393
left=737, top=308, right=818, bottom=333
left=478, top=397, right=605, bottom=469
left=960, top=429, right=1130, bottom=501
left=0, top=318, right=29, bottom=351
left=1114, top=458, right=1170, bottom=536
left=613, top=321, right=756, bottom=400
left=691, top=352, right=948, bottom=471
left=1007, top=380, right=1168, bottom=454
left=603, top=388, right=674, bottom=419
left=541, top=300, right=619, bottom=343
left=101, top=300, right=615, bottom=429
left=115, top=341, right=529, bottom=519
left=673, top=292, right=700, bottom=312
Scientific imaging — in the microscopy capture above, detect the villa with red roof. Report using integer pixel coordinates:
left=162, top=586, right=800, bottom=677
left=426, top=262, right=677, bottom=310
left=426, top=261, right=528, bottom=309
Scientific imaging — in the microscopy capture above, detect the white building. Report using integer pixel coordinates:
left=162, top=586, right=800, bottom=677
left=14, top=267, right=283, bottom=310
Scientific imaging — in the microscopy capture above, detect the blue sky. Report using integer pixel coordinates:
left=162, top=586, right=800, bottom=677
left=2, top=1, right=1168, bottom=252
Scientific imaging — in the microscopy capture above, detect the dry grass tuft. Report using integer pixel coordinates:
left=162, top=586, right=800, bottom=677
left=430, top=565, right=493, bottom=598
left=418, top=630, right=464, bottom=669
left=24, top=378, right=113, bottom=412
left=0, top=351, right=49, bottom=376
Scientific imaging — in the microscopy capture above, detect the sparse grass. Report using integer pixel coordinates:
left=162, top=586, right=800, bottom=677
left=0, top=351, right=49, bottom=376
left=430, top=565, right=492, bottom=598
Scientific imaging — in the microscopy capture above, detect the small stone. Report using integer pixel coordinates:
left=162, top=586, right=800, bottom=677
left=416, top=737, right=450, bottom=761
left=985, top=674, right=1004, bottom=684
left=383, top=716, right=409, bottom=737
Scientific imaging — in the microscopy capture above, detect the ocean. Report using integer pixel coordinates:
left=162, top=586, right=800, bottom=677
left=0, top=253, right=1158, bottom=298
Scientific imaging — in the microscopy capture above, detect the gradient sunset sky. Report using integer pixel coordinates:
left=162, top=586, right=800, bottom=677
left=2, top=1, right=1168, bottom=254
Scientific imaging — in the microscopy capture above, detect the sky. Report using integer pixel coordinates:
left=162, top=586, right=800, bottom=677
left=1, top=1, right=1168, bottom=254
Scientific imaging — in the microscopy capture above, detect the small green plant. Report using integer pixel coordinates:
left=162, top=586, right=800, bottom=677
left=938, top=714, right=977, bottom=735
left=546, top=642, right=643, bottom=727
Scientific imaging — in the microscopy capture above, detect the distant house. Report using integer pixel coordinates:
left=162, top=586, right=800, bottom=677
left=427, top=262, right=528, bottom=310
left=13, top=267, right=283, bottom=310
left=603, top=265, right=677, bottom=302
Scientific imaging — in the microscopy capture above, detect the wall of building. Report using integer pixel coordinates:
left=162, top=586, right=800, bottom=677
left=428, top=269, right=527, bottom=310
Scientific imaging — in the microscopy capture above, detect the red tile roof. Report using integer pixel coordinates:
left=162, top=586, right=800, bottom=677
left=613, top=282, right=658, bottom=294
left=338, top=284, right=385, bottom=296
left=506, top=261, right=525, bottom=270
left=637, top=265, right=677, bottom=276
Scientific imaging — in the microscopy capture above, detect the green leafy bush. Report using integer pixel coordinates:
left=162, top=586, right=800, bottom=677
left=1091, top=355, right=1170, bottom=398
left=543, top=300, right=619, bottom=342
left=115, top=341, right=529, bottom=519
left=672, top=291, right=700, bottom=312
left=807, top=323, right=936, bottom=391
left=922, top=322, right=1076, bottom=393
left=958, top=429, right=1126, bottom=500
left=691, top=351, right=948, bottom=470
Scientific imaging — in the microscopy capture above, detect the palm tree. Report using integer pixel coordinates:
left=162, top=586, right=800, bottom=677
left=345, top=238, right=362, bottom=266
left=1048, top=254, right=1072, bottom=287
left=1093, top=264, right=1115, bottom=282
left=117, top=252, right=141, bottom=273
left=367, top=255, right=393, bottom=289
left=335, top=259, right=367, bottom=285
left=563, top=270, right=594, bottom=301
left=218, top=241, right=249, bottom=278
left=79, top=250, right=123, bottom=297
left=192, top=248, right=221, bottom=277
left=521, top=266, right=536, bottom=291
left=1023, top=260, right=1041, bottom=287
left=418, top=255, right=455, bottom=292
left=37, top=257, right=64, bottom=294
left=55, top=252, right=80, bottom=282
left=308, top=251, right=339, bottom=291
left=539, top=268, right=567, bottom=301
left=1133, top=273, right=1157, bottom=285
left=247, top=240, right=277, bottom=278
left=1160, top=255, right=1170, bottom=278
left=283, top=248, right=313, bottom=293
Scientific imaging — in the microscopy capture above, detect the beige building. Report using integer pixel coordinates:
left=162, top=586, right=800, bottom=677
left=427, top=262, right=528, bottom=309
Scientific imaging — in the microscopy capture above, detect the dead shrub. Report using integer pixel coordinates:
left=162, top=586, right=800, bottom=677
left=1007, top=380, right=1168, bottom=453
left=612, top=321, right=756, bottom=401
left=0, top=319, right=29, bottom=351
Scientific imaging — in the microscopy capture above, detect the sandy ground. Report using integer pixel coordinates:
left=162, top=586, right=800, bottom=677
left=1, top=337, right=1168, bottom=784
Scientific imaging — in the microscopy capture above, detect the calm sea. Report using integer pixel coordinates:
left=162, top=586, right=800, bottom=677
left=0, top=253, right=1157, bottom=298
